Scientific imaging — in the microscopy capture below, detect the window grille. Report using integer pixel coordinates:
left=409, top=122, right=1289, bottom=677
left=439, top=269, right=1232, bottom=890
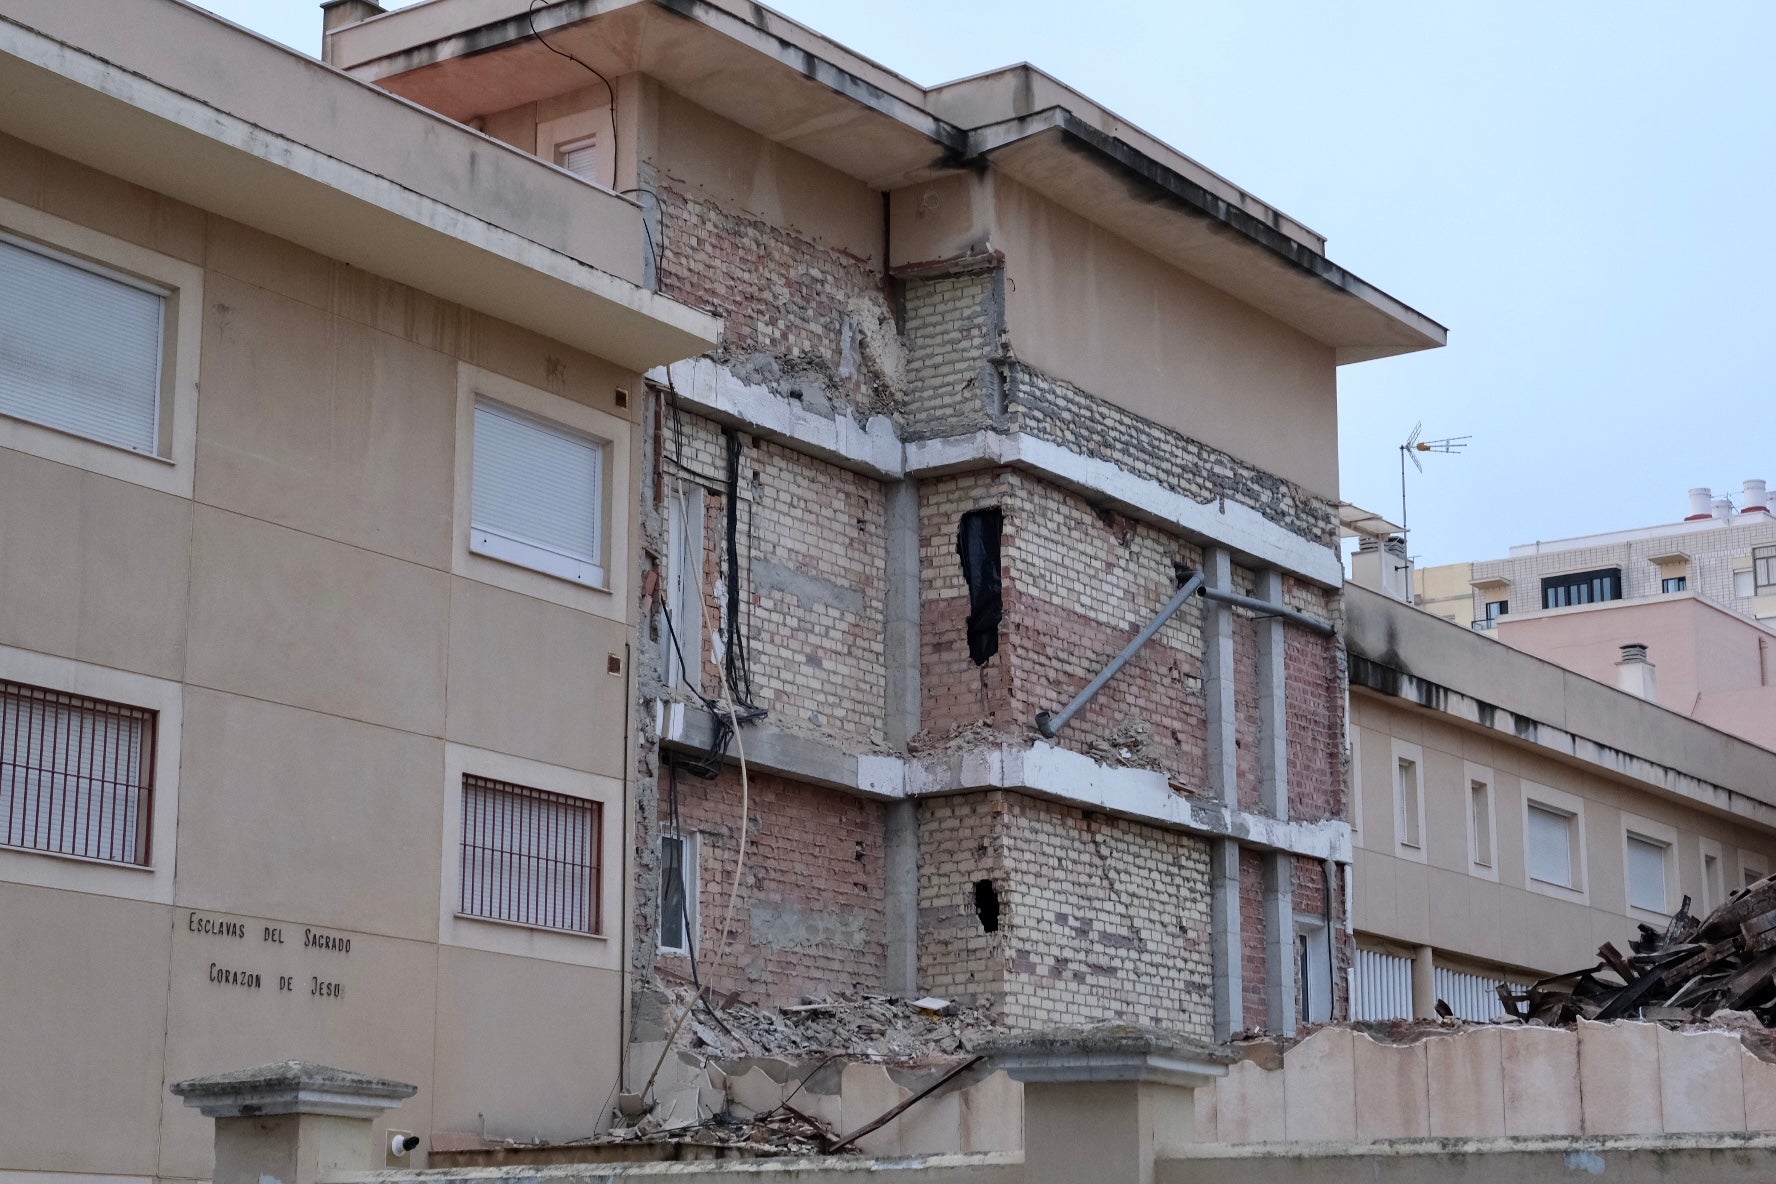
left=0, top=234, right=165, bottom=454
left=1353, top=948, right=1414, bottom=1020
left=1434, top=966, right=1528, bottom=1022
left=460, top=775, right=601, bottom=934
left=0, top=680, right=154, bottom=865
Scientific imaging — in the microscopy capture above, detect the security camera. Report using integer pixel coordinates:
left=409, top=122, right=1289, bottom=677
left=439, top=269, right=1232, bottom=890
left=389, top=1133, right=420, bottom=1157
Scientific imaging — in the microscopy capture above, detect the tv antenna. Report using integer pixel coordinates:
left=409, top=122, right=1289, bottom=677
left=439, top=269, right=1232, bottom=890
left=1399, top=421, right=1469, bottom=535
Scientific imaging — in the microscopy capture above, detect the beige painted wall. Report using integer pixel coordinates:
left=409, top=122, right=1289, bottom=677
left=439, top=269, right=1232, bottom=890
left=991, top=176, right=1340, bottom=498
left=0, top=139, right=642, bottom=1181
left=1351, top=692, right=1776, bottom=978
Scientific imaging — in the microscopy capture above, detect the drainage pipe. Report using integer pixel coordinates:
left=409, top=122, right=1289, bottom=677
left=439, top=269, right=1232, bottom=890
left=1036, top=572, right=1205, bottom=738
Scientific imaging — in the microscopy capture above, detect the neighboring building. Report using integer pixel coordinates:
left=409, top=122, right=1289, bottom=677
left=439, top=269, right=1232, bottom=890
left=1418, top=481, right=1776, bottom=630
left=1411, top=484, right=1776, bottom=749
left=0, top=2, right=718, bottom=1179
left=1344, top=580, right=1776, bottom=1021
left=326, top=0, right=1443, bottom=1050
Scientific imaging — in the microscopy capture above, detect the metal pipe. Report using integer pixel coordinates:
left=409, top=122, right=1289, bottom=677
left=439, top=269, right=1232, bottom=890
left=1199, top=586, right=1335, bottom=635
left=1036, top=572, right=1205, bottom=738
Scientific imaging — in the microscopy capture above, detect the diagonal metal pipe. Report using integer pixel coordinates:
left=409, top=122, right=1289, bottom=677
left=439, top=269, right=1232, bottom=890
left=1036, top=572, right=1205, bottom=738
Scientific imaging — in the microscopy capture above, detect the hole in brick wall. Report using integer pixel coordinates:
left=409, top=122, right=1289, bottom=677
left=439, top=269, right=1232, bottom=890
left=973, top=878, right=1000, bottom=933
left=957, top=508, right=1003, bottom=666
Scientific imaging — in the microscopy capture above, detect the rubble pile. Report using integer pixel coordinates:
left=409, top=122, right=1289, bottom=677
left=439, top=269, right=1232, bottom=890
left=664, top=987, right=995, bottom=1061
left=1502, top=874, right=1776, bottom=1026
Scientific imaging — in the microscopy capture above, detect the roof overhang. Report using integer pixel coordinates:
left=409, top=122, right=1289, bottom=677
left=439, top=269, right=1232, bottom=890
left=967, top=111, right=1447, bottom=363
left=336, top=0, right=1443, bottom=361
left=0, top=9, right=720, bottom=372
left=1339, top=502, right=1405, bottom=540
left=336, top=0, right=965, bottom=190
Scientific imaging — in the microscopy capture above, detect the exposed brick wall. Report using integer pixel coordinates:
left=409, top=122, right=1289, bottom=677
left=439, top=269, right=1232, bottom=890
left=1291, top=853, right=1351, bottom=1021
left=1006, top=362, right=1339, bottom=550
left=1240, top=847, right=1267, bottom=1031
left=917, top=791, right=1010, bottom=1007
left=917, top=468, right=1220, bottom=791
left=664, top=410, right=888, bottom=747
left=900, top=268, right=1003, bottom=439
left=658, top=766, right=888, bottom=1003
left=919, top=791, right=1214, bottom=1037
left=655, top=177, right=899, bottom=419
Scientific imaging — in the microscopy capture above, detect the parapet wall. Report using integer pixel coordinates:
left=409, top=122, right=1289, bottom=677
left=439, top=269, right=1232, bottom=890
left=1199, top=1020, right=1776, bottom=1145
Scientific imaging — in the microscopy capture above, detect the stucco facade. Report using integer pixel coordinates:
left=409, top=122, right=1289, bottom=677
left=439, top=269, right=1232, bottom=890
left=0, top=3, right=718, bottom=1179
left=1344, top=583, right=1776, bottom=1019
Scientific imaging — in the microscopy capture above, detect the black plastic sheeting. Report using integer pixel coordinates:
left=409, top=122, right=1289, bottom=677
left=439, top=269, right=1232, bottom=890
left=957, top=507, right=1003, bottom=666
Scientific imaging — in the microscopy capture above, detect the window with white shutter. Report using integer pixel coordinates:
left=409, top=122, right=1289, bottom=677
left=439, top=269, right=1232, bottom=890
left=459, top=775, right=601, bottom=934
left=0, top=680, right=155, bottom=866
left=0, top=233, right=166, bottom=455
left=470, top=397, right=606, bottom=586
left=554, top=136, right=600, bottom=182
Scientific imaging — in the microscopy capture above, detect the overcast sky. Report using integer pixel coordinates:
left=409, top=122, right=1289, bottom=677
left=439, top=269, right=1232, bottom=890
left=205, top=1, right=1776, bottom=565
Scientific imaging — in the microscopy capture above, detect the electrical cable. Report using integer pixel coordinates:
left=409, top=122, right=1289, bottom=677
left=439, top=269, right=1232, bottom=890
left=526, top=0, right=619, bottom=173
left=635, top=358, right=756, bottom=1108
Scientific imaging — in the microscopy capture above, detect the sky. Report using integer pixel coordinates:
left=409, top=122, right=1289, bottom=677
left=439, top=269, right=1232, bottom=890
left=204, top=0, right=1776, bottom=566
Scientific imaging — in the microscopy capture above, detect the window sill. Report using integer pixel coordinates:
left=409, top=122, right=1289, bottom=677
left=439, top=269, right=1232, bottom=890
left=0, top=842, right=152, bottom=873
left=453, top=911, right=606, bottom=941
left=470, top=531, right=608, bottom=591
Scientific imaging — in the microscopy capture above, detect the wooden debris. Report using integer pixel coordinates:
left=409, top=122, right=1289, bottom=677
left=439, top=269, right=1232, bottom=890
left=1498, top=877, right=1776, bottom=1026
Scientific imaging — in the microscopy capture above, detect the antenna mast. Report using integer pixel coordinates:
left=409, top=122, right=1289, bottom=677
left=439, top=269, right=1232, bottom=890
left=1398, top=422, right=1469, bottom=536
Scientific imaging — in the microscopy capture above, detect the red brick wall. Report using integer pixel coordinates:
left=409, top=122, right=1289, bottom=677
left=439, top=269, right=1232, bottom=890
left=1240, top=847, right=1268, bottom=1031
left=658, top=767, right=887, bottom=1003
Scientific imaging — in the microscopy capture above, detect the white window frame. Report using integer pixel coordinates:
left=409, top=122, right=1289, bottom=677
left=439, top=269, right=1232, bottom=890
left=1700, top=836, right=1725, bottom=913
left=1390, top=738, right=1426, bottom=863
left=1742, top=849, right=1769, bottom=889
left=1620, top=812, right=1678, bottom=917
left=0, top=196, right=201, bottom=498
left=660, top=481, right=706, bottom=694
left=0, top=644, right=181, bottom=903
left=453, top=364, right=630, bottom=621
left=1466, top=762, right=1498, bottom=881
left=1294, top=914, right=1334, bottom=1025
left=470, top=396, right=609, bottom=588
left=658, top=830, right=701, bottom=955
left=440, top=743, right=621, bottom=969
left=1735, top=567, right=1756, bottom=600
left=1522, top=782, right=1588, bottom=904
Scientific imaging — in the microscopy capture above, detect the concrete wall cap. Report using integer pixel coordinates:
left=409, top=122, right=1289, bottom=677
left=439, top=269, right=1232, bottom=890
left=985, top=1023, right=1233, bottom=1086
left=169, top=1060, right=417, bottom=1118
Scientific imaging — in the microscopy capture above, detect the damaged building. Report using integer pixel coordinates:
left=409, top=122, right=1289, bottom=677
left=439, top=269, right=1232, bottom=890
left=324, top=0, right=1444, bottom=1050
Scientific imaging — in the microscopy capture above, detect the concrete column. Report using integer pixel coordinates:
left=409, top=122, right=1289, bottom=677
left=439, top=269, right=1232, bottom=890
left=1263, top=852, right=1297, bottom=1036
left=319, top=0, right=383, bottom=65
left=1255, top=569, right=1289, bottom=818
left=883, top=479, right=922, bottom=996
left=1412, top=944, right=1437, bottom=1019
left=884, top=799, right=919, bottom=995
left=171, top=1061, right=417, bottom=1184
left=993, top=1028, right=1231, bottom=1184
left=1210, top=836, right=1242, bottom=1042
left=1201, top=548, right=1238, bottom=809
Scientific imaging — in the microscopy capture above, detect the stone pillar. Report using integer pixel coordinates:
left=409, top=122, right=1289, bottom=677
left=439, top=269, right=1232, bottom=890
left=1412, top=944, right=1437, bottom=1019
left=992, top=1027, right=1231, bottom=1184
left=170, top=1061, right=417, bottom=1184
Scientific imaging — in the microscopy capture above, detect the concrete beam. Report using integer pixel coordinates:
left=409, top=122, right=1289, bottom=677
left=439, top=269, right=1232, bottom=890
left=644, top=358, right=1345, bottom=588
left=1263, top=852, right=1296, bottom=1036
left=1256, top=569, right=1289, bottom=819
left=659, top=704, right=1352, bottom=862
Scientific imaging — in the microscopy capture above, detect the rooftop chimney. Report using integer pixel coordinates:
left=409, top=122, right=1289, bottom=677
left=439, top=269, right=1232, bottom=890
left=1686, top=487, right=1714, bottom=521
left=321, top=0, right=384, bottom=64
left=1615, top=643, right=1657, bottom=702
left=1713, top=497, right=1734, bottom=522
left=1743, top=479, right=1770, bottom=515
